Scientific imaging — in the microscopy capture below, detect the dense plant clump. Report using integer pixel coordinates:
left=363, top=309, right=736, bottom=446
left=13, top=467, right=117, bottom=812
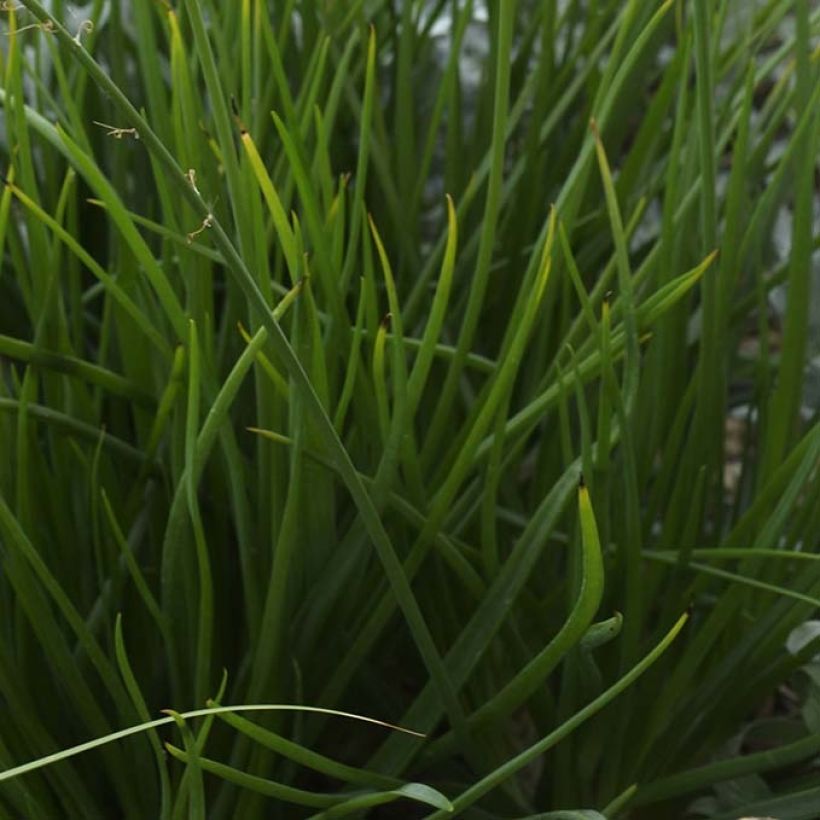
left=1, top=0, right=819, bottom=817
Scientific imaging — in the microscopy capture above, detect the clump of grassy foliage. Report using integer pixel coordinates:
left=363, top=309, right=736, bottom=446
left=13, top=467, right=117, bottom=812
left=1, top=0, right=819, bottom=817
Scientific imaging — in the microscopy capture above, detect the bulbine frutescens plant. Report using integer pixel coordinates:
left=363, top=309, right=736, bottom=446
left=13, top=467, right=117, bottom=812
left=1, top=0, right=819, bottom=817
